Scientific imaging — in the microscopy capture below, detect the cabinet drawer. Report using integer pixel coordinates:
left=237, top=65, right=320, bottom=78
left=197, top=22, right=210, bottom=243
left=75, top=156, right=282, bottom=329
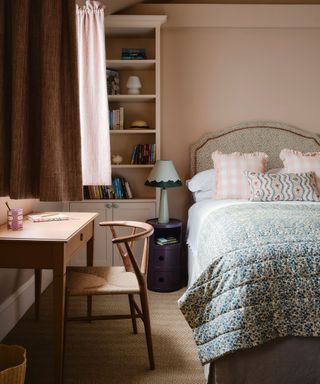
left=65, top=222, right=93, bottom=262
left=149, top=245, right=181, bottom=269
left=147, top=269, right=181, bottom=292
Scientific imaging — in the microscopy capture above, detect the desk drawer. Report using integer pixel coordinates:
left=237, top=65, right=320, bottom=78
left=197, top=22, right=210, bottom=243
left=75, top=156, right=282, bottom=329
left=65, top=222, right=93, bottom=259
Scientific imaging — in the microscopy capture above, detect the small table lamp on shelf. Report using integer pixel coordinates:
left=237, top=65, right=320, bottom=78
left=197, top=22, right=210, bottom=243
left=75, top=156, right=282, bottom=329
left=126, top=76, right=141, bottom=95
left=145, top=160, right=182, bottom=224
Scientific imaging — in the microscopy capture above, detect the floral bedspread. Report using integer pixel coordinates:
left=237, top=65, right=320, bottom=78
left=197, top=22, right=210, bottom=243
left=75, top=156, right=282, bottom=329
left=178, top=203, right=320, bottom=365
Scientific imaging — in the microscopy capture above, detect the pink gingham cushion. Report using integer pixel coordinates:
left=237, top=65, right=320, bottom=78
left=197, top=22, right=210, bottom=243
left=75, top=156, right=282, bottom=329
left=212, top=151, right=268, bottom=199
left=280, top=149, right=320, bottom=192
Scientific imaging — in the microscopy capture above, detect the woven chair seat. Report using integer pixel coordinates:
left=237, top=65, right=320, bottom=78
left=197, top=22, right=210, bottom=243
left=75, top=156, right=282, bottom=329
left=66, top=266, right=140, bottom=296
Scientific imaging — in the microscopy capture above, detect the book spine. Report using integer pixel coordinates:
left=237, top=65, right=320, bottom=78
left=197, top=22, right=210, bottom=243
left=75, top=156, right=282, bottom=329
left=120, top=178, right=128, bottom=199
left=124, top=181, right=133, bottom=199
left=119, top=107, right=124, bottom=130
left=131, top=145, right=138, bottom=164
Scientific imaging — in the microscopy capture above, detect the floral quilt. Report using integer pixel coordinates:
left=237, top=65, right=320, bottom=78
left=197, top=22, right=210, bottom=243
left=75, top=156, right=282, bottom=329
left=178, top=203, right=320, bottom=365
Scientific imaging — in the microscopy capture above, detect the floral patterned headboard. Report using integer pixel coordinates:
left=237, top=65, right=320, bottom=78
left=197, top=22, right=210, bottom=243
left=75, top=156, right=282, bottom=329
left=190, top=120, right=320, bottom=176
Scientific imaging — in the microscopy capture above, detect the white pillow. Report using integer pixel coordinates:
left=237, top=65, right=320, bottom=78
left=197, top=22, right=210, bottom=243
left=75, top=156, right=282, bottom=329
left=193, top=190, right=213, bottom=202
left=186, top=169, right=215, bottom=192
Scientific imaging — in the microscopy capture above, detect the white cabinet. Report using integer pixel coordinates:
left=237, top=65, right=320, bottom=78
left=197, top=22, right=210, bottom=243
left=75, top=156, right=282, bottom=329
left=69, top=201, right=156, bottom=266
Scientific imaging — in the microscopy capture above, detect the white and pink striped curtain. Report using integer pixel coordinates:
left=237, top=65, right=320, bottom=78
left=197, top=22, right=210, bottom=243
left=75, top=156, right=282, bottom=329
left=76, top=1, right=111, bottom=186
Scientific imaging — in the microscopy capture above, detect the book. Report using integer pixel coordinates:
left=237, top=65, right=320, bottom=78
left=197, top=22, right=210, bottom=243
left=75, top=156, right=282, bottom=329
left=156, top=237, right=178, bottom=246
left=124, top=181, right=133, bottom=199
left=106, top=68, right=120, bottom=95
left=28, top=213, right=70, bottom=222
left=121, top=48, right=146, bottom=60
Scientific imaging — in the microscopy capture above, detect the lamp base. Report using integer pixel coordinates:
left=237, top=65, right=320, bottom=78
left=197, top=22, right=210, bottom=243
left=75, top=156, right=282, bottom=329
left=158, top=188, right=169, bottom=224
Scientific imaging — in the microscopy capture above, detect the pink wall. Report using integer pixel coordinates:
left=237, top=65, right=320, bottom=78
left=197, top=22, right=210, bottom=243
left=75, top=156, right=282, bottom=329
left=161, top=26, right=320, bottom=221
left=123, top=4, right=320, bottom=222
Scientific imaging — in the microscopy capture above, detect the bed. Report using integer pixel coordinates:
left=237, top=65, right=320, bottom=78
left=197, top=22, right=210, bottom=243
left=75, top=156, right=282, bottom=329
left=179, top=121, right=320, bottom=384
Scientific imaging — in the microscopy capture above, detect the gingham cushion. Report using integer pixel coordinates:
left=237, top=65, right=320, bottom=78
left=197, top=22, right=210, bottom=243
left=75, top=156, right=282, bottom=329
left=212, top=151, right=268, bottom=199
left=280, top=149, right=320, bottom=192
left=245, top=171, right=320, bottom=202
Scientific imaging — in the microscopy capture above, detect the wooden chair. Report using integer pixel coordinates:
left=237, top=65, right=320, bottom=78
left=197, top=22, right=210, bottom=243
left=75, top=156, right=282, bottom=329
left=65, top=221, right=155, bottom=370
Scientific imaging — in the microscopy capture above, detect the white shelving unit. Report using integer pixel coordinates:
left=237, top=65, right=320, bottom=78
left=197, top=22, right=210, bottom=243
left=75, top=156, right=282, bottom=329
left=69, top=15, right=167, bottom=267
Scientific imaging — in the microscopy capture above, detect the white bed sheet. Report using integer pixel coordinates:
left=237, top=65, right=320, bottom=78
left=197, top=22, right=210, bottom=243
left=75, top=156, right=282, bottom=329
left=187, top=199, right=248, bottom=285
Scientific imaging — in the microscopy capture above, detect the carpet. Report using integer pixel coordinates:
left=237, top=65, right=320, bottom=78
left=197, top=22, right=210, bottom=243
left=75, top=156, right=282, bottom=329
left=3, top=286, right=206, bottom=384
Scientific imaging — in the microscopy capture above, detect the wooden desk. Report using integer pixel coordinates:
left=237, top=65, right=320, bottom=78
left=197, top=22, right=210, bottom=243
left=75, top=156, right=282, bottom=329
left=0, top=212, right=98, bottom=384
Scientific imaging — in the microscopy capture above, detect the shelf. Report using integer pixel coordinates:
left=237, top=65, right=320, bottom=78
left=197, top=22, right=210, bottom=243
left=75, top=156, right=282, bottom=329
left=82, top=198, right=156, bottom=203
left=112, top=164, right=154, bottom=169
left=108, top=95, right=156, bottom=102
left=110, top=129, right=156, bottom=134
left=106, top=59, right=156, bottom=70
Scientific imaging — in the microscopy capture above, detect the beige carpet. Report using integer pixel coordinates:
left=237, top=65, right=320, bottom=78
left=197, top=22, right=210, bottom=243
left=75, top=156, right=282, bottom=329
left=4, top=286, right=206, bottom=384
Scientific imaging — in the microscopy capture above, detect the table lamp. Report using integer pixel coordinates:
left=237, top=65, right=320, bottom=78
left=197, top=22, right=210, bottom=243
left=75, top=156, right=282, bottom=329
left=126, top=76, right=142, bottom=95
left=145, top=160, right=182, bottom=224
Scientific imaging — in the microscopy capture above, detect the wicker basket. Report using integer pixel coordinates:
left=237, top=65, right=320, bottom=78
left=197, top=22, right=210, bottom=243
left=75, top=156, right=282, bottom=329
left=0, top=344, right=26, bottom=384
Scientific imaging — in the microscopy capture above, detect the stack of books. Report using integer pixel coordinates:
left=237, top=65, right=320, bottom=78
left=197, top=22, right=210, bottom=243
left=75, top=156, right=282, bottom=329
left=83, top=178, right=133, bottom=200
left=156, top=237, right=178, bottom=246
left=121, top=48, right=146, bottom=60
left=131, top=144, right=156, bottom=164
left=109, top=107, right=124, bottom=130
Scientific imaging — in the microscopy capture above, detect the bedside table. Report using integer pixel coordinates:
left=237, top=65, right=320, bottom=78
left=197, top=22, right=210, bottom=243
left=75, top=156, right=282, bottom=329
left=146, top=218, right=183, bottom=292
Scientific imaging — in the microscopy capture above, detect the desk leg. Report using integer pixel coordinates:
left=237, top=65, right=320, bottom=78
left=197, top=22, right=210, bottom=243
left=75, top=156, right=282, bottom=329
left=87, top=236, right=94, bottom=319
left=53, top=270, right=66, bottom=384
left=34, top=269, right=42, bottom=321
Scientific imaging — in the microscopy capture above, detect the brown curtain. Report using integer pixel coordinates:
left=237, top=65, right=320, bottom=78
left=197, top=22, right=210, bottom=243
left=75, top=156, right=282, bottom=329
left=0, top=0, right=83, bottom=201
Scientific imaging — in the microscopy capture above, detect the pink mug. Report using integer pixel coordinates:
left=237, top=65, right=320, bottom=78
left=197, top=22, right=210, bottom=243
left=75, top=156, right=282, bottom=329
left=7, top=208, right=23, bottom=230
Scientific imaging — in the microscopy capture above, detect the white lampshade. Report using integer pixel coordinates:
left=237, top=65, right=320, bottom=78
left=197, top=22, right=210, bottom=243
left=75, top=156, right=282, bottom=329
left=126, top=76, right=142, bottom=95
left=145, top=160, right=181, bottom=224
left=145, top=160, right=181, bottom=188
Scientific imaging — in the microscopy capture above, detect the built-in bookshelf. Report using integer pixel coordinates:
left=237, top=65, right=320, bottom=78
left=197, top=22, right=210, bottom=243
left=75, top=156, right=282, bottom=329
left=105, top=14, right=167, bottom=201
left=69, top=15, right=167, bottom=268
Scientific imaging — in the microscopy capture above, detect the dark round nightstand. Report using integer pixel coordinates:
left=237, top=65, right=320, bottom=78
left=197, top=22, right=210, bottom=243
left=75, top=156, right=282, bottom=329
left=146, top=218, right=184, bottom=292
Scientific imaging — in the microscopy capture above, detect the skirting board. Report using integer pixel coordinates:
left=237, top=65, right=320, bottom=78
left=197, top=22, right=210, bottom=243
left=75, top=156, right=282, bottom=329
left=0, top=270, right=53, bottom=341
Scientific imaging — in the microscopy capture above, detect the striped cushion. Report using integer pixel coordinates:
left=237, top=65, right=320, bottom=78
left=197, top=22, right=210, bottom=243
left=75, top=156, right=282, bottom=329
left=280, top=149, right=320, bottom=192
left=245, top=171, right=320, bottom=202
left=212, top=151, right=268, bottom=199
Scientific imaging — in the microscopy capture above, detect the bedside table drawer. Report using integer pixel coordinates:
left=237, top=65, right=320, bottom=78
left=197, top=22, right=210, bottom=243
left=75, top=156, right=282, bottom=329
left=147, top=269, right=181, bottom=292
left=149, top=245, right=181, bottom=269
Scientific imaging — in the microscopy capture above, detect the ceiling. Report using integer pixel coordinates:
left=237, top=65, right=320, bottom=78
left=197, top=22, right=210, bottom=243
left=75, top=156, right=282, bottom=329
left=101, top=0, right=320, bottom=14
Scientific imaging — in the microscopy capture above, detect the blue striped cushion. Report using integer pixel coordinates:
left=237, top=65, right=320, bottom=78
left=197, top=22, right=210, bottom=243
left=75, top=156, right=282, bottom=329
left=245, top=171, right=320, bottom=202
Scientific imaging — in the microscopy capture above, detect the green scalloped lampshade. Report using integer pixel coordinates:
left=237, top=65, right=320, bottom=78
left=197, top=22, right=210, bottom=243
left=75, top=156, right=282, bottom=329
left=145, top=160, right=182, bottom=188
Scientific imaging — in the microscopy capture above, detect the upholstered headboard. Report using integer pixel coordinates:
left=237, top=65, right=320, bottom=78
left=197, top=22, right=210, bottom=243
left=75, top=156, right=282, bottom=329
left=190, top=121, right=320, bottom=176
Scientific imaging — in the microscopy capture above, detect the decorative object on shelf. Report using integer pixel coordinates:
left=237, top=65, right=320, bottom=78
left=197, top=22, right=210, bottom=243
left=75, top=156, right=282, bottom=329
left=129, top=120, right=149, bottom=129
left=112, top=154, right=123, bottom=165
left=126, top=76, right=142, bottom=95
left=145, top=160, right=182, bottom=224
left=131, top=144, right=155, bottom=164
left=121, top=48, right=146, bottom=60
left=107, top=68, right=120, bottom=95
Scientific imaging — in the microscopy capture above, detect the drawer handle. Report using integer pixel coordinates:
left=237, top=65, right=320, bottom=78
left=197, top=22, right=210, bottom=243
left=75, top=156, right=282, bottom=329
left=105, top=203, right=112, bottom=208
left=159, top=255, right=164, bottom=261
left=158, top=277, right=164, bottom=283
left=112, top=203, right=119, bottom=208
left=80, top=233, right=84, bottom=241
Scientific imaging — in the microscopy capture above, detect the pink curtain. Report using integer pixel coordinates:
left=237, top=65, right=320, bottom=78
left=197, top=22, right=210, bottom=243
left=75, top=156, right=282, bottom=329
left=76, top=1, right=111, bottom=186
